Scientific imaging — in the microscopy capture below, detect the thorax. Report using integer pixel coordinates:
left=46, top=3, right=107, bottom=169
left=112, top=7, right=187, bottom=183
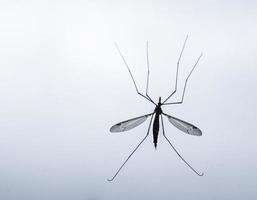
left=154, top=103, right=162, bottom=115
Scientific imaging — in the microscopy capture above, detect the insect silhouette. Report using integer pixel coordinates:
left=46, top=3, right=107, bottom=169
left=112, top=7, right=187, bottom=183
left=108, top=36, right=203, bottom=181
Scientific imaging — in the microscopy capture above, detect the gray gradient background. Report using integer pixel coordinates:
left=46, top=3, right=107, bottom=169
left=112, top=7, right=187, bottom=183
left=0, top=0, right=257, bottom=200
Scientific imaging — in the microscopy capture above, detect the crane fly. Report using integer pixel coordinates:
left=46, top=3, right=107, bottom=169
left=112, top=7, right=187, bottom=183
left=108, top=35, right=203, bottom=181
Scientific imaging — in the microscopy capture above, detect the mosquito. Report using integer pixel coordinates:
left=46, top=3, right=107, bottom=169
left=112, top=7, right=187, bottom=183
left=108, top=35, right=203, bottom=181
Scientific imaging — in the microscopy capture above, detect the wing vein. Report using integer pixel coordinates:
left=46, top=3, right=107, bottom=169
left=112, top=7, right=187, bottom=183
left=110, top=113, right=153, bottom=132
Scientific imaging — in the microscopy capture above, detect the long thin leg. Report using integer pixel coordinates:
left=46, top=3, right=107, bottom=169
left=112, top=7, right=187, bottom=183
left=162, top=53, right=202, bottom=105
left=145, top=41, right=155, bottom=103
left=163, top=35, right=188, bottom=104
left=115, top=42, right=156, bottom=105
left=160, top=114, right=203, bottom=176
left=108, top=114, right=154, bottom=181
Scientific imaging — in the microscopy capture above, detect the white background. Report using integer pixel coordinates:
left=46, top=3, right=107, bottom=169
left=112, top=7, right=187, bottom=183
left=0, top=1, right=257, bottom=199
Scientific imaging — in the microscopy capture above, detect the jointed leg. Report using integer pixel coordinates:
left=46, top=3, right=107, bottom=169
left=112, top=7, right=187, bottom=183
left=115, top=42, right=156, bottom=105
left=163, top=35, right=188, bottom=104
left=145, top=41, right=155, bottom=103
left=162, top=53, right=202, bottom=105
left=108, top=114, right=154, bottom=181
left=160, top=114, right=203, bottom=176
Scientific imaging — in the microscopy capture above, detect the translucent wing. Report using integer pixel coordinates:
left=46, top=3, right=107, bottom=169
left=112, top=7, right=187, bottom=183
left=110, top=113, right=152, bottom=132
left=163, top=113, right=202, bottom=136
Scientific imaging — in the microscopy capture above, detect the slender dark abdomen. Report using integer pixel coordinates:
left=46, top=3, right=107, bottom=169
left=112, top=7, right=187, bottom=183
left=153, top=113, right=160, bottom=148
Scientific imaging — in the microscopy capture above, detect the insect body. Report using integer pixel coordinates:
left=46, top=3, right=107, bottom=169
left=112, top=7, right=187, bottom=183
left=153, top=97, right=162, bottom=148
left=108, top=36, right=203, bottom=181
